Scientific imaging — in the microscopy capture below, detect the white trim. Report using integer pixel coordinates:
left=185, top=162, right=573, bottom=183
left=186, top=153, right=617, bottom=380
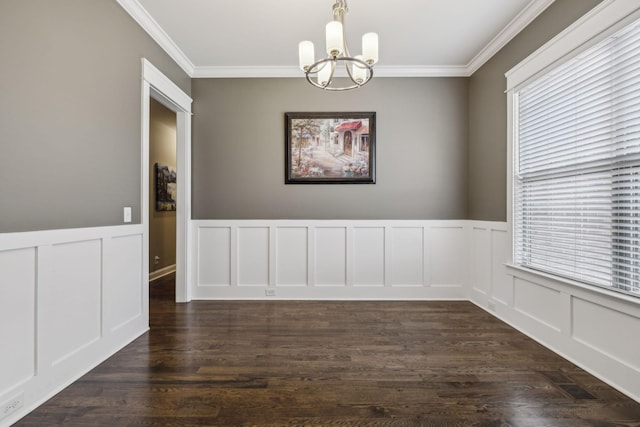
left=506, top=264, right=640, bottom=308
left=175, top=110, right=193, bottom=303
left=0, top=224, right=143, bottom=250
left=466, top=0, right=556, bottom=75
left=142, top=60, right=192, bottom=111
left=116, top=0, right=195, bottom=76
left=191, top=66, right=299, bottom=79
left=374, top=65, right=469, bottom=78
left=141, top=59, right=193, bottom=303
left=140, top=76, right=151, bottom=322
left=506, top=89, right=516, bottom=265
left=149, top=264, right=176, bottom=282
left=191, top=65, right=471, bottom=78
left=506, top=0, right=640, bottom=90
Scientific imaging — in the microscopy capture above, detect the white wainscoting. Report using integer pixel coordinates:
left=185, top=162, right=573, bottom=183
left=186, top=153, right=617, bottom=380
left=468, top=221, right=640, bottom=403
left=191, top=220, right=469, bottom=300
left=0, top=226, right=148, bottom=426
left=3, top=219, right=639, bottom=426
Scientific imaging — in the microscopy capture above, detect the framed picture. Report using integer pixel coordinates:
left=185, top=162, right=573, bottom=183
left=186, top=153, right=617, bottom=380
left=155, top=162, right=177, bottom=211
left=285, top=112, right=376, bottom=184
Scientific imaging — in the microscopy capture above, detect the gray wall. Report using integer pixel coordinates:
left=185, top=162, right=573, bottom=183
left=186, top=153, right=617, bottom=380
left=0, top=0, right=191, bottom=233
left=192, top=77, right=469, bottom=220
left=468, top=0, right=604, bottom=221
left=149, top=99, right=176, bottom=273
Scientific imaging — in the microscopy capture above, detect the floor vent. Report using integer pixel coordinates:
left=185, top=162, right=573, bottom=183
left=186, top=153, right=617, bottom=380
left=539, top=371, right=597, bottom=400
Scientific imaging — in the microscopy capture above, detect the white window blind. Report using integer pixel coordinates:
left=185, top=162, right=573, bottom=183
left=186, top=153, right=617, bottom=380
left=515, top=18, right=640, bottom=297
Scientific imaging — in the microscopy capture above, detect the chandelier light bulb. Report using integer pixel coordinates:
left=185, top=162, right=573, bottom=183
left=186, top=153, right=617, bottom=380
left=318, top=62, right=333, bottom=87
left=353, top=56, right=366, bottom=84
left=326, top=21, right=344, bottom=57
left=362, top=32, right=379, bottom=65
left=298, top=41, right=315, bottom=71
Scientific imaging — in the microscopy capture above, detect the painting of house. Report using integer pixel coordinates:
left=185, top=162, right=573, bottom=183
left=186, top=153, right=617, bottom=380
left=287, top=114, right=374, bottom=182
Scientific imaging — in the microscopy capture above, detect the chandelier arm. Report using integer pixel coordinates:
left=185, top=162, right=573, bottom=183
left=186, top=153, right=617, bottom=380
left=332, top=0, right=352, bottom=59
left=305, top=56, right=372, bottom=91
left=342, top=16, right=352, bottom=58
left=325, top=60, right=337, bottom=89
left=344, top=59, right=358, bottom=84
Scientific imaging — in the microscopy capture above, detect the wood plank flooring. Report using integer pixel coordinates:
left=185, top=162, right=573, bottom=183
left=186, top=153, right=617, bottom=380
left=15, top=274, right=640, bottom=426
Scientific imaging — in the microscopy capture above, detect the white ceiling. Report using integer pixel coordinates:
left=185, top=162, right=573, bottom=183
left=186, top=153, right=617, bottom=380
left=116, top=0, right=555, bottom=78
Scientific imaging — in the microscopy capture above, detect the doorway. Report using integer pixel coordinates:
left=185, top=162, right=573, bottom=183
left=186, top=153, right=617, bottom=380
left=344, top=131, right=352, bottom=156
left=149, top=98, right=177, bottom=286
left=141, top=59, right=193, bottom=304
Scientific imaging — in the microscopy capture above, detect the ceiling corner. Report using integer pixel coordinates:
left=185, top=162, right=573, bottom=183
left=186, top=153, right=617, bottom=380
left=115, top=0, right=196, bottom=77
left=465, top=0, right=556, bottom=76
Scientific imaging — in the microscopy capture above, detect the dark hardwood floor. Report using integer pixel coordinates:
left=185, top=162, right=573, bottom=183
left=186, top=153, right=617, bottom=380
left=15, top=274, right=640, bottom=426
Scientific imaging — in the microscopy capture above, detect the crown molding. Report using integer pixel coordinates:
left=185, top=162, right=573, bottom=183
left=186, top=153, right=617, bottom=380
left=116, top=0, right=195, bottom=76
left=466, top=0, right=556, bottom=75
left=191, top=66, right=300, bottom=79
left=191, top=65, right=470, bottom=79
left=374, top=65, right=470, bottom=78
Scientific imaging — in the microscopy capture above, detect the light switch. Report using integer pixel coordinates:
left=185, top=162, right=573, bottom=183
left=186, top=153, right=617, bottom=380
left=123, top=207, right=132, bottom=223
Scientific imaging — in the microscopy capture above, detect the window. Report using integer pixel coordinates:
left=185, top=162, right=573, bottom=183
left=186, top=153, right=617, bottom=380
left=513, top=17, right=640, bottom=297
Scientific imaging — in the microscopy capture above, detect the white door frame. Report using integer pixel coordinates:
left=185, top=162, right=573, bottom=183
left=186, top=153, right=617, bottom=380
left=141, top=58, right=193, bottom=303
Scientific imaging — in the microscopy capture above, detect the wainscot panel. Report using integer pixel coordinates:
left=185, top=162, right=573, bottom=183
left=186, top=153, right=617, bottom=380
left=513, top=277, right=563, bottom=333
left=0, top=248, right=36, bottom=398
left=314, top=227, right=347, bottom=287
left=489, top=228, right=510, bottom=306
left=429, top=226, right=467, bottom=287
left=197, top=226, right=231, bottom=286
left=470, top=226, right=491, bottom=296
left=105, top=234, right=144, bottom=332
left=0, top=226, right=147, bottom=426
left=352, top=227, right=385, bottom=287
left=389, top=227, right=424, bottom=286
left=572, top=297, right=640, bottom=372
left=237, top=227, right=270, bottom=286
left=44, top=239, right=102, bottom=366
left=275, top=227, right=308, bottom=287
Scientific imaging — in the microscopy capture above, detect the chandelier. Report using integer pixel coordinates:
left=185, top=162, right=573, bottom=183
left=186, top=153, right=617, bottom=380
left=298, top=0, right=378, bottom=91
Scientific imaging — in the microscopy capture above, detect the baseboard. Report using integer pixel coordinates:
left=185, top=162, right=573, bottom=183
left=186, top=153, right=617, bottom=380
left=150, top=264, right=176, bottom=282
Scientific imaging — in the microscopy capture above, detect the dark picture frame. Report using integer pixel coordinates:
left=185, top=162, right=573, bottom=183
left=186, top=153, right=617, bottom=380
left=285, top=112, right=376, bottom=184
left=155, top=162, right=177, bottom=211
